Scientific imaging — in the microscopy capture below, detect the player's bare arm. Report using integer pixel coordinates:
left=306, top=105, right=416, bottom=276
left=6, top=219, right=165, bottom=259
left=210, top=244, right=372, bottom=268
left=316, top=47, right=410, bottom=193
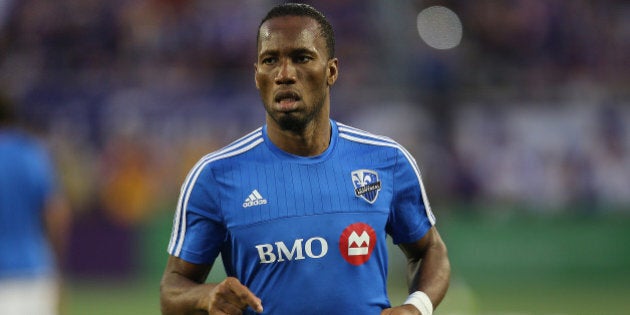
left=382, top=227, right=450, bottom=315
left=43, top=193, right=72, bottom=267
left=405, top=227, right=450, bottom=307
left=160, top=256, right=263, bottom=315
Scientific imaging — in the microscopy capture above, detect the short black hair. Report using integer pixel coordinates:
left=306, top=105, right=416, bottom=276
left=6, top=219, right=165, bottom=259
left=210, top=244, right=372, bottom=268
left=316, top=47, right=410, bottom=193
left=258, top=3, right=335, bottom=59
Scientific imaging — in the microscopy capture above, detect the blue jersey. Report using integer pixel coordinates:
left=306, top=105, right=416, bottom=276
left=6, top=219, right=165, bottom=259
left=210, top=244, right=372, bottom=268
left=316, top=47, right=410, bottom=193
left=0, top=129, right=57, bottom=278
left=168, top=120, right=435, bottom=314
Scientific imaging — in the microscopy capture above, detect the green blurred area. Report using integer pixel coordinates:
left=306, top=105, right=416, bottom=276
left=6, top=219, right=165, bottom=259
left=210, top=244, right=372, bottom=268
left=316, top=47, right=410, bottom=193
left=65, top=209, right=630, bottom=315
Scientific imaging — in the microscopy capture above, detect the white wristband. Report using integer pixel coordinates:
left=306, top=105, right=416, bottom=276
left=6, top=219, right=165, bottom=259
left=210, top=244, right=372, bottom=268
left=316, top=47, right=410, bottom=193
left=403, top=291, right=433, bottom=315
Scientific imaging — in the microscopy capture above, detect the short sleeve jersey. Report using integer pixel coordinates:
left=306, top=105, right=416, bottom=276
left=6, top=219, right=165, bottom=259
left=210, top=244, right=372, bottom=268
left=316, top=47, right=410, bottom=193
left=0, top=129, right=57, bottom=278
left=167, top=120, right=435, bottom=314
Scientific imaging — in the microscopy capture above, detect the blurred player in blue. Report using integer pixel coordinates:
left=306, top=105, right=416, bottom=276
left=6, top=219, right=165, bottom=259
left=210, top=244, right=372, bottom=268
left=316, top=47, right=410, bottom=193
left=0, top=92, right=72, bottom=315
left=160, top=3, right=450, bottom=315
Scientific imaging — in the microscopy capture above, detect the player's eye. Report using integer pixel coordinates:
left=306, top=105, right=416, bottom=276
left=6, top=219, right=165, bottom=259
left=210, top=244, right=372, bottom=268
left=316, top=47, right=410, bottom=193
left=261, top=57, right=277, bottom=65
left=294, top=55, right=313, bottom=64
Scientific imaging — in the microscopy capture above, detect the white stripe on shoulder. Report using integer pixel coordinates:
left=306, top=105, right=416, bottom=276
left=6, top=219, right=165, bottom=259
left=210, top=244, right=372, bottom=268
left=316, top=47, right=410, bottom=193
left=337, top=123, right=397, bottom=144
left=168, top=129, right=264, bottom=255
left=339, top=132, right=422, bottom=181
left=175, top=128, right=262, bottom=197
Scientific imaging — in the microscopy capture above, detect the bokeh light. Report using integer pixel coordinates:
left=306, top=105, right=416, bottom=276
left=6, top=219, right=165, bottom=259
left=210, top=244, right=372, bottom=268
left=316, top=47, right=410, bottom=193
left=417, top=6, right=462, bottom=50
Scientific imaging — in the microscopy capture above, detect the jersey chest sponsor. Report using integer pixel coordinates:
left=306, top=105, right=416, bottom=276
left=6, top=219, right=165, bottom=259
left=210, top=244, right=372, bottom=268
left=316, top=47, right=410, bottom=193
left=255, top=237, right=327, bottom=263
left=253, top=222, right=377, bottom=265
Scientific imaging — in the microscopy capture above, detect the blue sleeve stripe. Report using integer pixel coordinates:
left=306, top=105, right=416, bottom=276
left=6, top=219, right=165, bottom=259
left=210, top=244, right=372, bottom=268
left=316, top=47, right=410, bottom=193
left=339, top=129, right=435, bottom=225
left=168, top=128, right=264, bottom=256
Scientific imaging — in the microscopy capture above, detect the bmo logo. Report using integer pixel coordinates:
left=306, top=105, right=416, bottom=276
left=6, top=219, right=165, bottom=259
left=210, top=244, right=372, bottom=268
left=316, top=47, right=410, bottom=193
left=255, top=237, right=328, bottom=264
left=253, top=223, right=377, bottom=265
left=339, top=222, right=377, bottom=265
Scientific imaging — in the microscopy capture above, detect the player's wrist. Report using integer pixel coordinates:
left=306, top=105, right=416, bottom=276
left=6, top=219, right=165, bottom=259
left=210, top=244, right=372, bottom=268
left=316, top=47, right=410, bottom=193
left=403, top=291, right=433, bottom=315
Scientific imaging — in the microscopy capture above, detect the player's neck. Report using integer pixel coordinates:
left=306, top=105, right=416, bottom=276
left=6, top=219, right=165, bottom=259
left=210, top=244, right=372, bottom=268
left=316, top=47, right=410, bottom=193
left=266, top=117, right=331, bottom=157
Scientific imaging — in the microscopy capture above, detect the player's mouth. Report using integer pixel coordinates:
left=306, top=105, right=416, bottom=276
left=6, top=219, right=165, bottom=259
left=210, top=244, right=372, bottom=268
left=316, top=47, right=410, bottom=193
left=274, top=91, right=301, bottom=111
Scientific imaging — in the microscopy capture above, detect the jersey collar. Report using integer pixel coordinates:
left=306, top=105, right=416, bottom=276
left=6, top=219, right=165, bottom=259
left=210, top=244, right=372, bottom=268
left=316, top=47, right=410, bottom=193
left=262, top=119, right=338, bottom=164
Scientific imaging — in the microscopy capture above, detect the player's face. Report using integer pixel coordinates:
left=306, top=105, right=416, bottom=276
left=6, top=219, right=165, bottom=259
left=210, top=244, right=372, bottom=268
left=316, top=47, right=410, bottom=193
left=255, top=16, right=338, bottom=132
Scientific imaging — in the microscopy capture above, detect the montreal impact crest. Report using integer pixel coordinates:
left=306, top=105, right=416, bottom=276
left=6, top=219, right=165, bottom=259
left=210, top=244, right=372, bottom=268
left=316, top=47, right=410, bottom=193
left=351, top=169, right=382, bottom=204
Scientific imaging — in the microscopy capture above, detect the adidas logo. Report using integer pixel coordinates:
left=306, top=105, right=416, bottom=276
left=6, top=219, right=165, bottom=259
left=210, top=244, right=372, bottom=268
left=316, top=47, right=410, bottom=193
left=243, top=189, right=268, bottom=208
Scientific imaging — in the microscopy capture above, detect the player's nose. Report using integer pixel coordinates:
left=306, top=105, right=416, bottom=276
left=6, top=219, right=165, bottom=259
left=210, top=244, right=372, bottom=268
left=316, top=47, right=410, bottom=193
left=275, top=59, right=297, bottom=85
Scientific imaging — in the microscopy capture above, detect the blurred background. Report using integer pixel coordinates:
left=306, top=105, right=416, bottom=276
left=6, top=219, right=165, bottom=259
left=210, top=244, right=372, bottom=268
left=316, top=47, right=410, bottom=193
left=1, top=0, right=629, bottom=314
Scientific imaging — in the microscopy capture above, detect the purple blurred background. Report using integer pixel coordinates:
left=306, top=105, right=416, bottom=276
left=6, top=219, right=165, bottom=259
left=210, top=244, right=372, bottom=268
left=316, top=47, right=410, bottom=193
left=1, top=0, right=628, bottom=277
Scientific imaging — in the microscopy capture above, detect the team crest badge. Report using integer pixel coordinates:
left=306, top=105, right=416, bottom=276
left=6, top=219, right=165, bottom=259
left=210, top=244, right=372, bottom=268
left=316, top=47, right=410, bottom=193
left=351, top=169, right=382, bottom=204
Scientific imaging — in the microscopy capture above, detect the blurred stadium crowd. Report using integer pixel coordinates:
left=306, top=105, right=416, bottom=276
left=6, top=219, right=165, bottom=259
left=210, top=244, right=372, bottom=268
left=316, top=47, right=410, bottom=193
left=0, top=0, right=628, bottom=228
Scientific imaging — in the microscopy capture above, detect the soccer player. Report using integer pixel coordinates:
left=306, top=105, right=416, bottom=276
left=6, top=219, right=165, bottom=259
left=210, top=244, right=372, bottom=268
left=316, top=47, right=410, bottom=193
left=0, top=92, right=72, bottom=315
left=160, top=3, right=450, bottom=315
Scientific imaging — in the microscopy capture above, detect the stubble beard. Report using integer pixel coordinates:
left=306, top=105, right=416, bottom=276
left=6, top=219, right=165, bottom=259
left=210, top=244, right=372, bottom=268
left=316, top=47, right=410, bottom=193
left=267, top=94, right=326, bottom=133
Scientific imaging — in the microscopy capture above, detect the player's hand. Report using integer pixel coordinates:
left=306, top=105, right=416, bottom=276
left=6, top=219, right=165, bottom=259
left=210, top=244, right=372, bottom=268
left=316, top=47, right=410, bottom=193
left=381, top=304, right=422, bottom=315
left=205, top=277, right=263, bottom=314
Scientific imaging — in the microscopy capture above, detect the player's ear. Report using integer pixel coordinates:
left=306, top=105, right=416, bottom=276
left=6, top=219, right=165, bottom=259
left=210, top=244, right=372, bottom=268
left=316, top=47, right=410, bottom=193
left=327, top=58, right=338, bottom=86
